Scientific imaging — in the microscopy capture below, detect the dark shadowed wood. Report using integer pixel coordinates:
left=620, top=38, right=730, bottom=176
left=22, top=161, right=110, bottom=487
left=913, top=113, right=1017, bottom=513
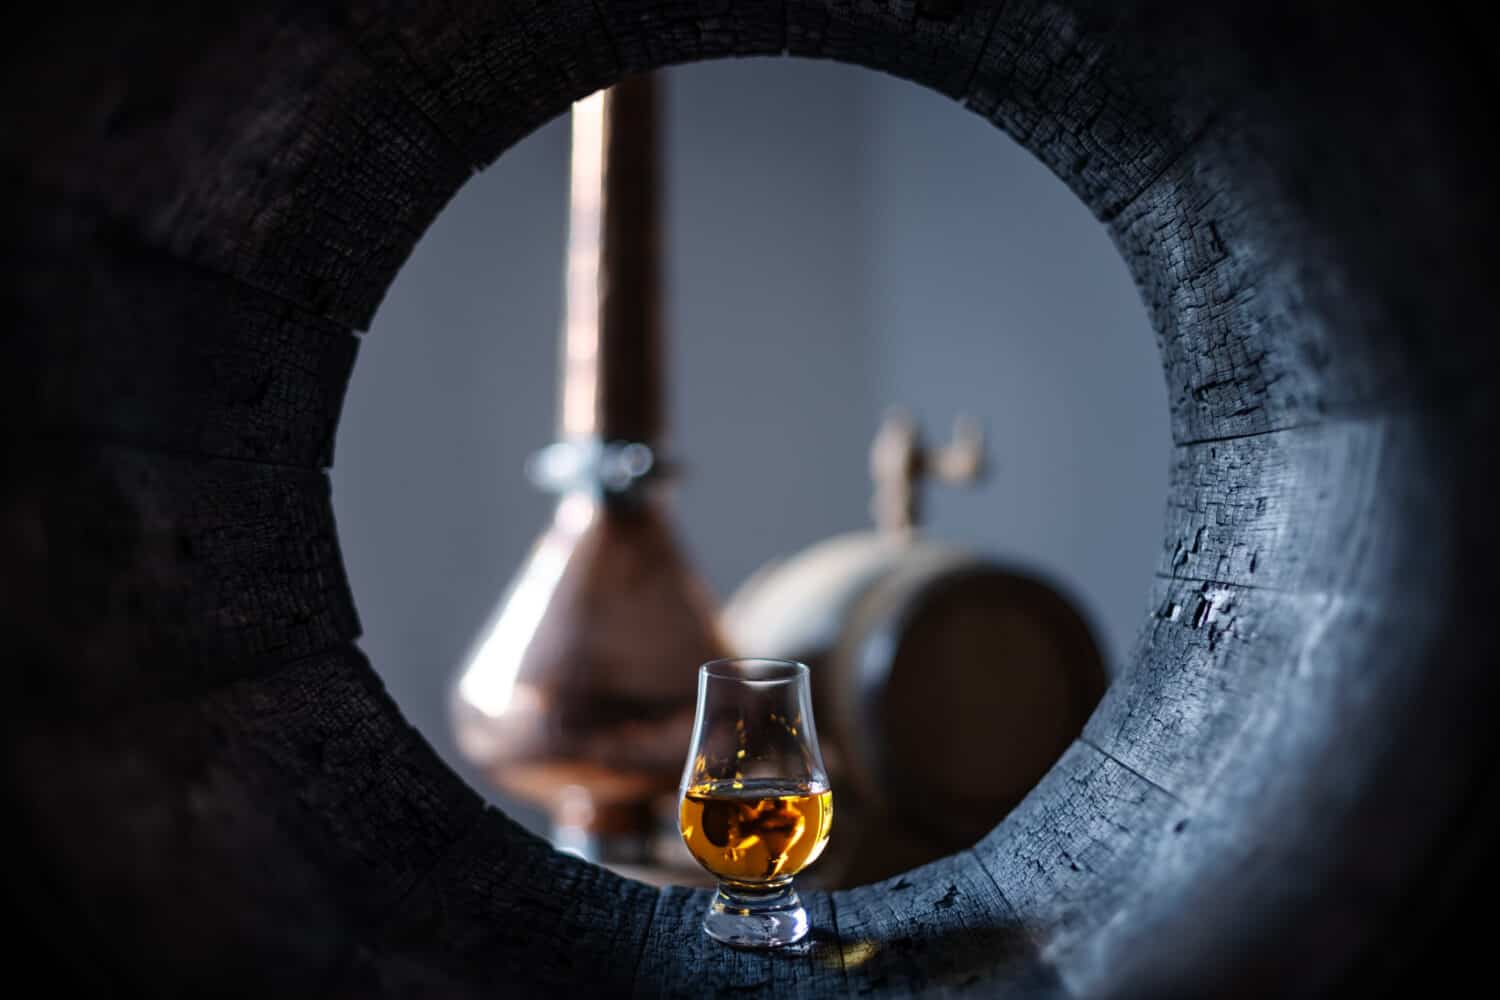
left=2, top=445, right=358, bottom=713
left=3, top=3, right=1497, bottom=998
left=962, top=1, right=1215, bottom=221
left=634, top=886, right=842, bottom=997
left=784, top=0, right=998, bottom=100
left=359, top=808, right=656, bottom=996
left=0, top=6, right=471, bottom=328
left=602, top=0, right=787, bottom=76
left=1106, top=14, right=1498, bottom=444
left=5, top=697, right=359, bottom=995
left=213, top=645, right=486, bottom=929
left=972, top=741, right=1185, bottom=988
left=835, top=856, right=1059, bottom=996
left=4, top=196, right=356, bottom=468
left=4, top=643, right=484, bottom=994
left=342, top=0, right=619, bottom=167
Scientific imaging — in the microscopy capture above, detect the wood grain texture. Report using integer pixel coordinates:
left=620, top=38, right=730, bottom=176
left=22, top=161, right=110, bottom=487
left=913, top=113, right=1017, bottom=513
left=343, top=0, right=619, bottom=167
left=634, top=886, right=843, bottom=997
left=1157, top=416, right=1454, bottom=596
left=786, top=0, right=1000, bottom=100
left=212, top=644, right=485, bottom=935
left=972, top=741, right=1185, bottom=986
left=835, top=855, right=1060, bottom=997
left=5, top=684, right=360, bottom=995
left=1081, top=570, right=1497, bottom=998
left=1087, top=577, right=1325, bottom=804
left=2, top=3, right=1497, bottom=997
left=1082, top=416, right=1499, bottom=992
left=4, top=196, right=356, bottom=468
left=0, top=5, right=470, bottom=328
left=355, top=809, right=656, bottom=996
left=604, top=0, right=786, bottom=74
left=3, top=643, right=486, bottom=996
left=1, top=445, right=358, bottom=712
left=1104, top=11, right=1499, bottom=444
left=963, top=1, right=1213, bottom=221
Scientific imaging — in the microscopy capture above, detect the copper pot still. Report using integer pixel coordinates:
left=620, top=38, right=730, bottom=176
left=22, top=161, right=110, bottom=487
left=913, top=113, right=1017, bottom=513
left=450, top=76, right=729, bottom=862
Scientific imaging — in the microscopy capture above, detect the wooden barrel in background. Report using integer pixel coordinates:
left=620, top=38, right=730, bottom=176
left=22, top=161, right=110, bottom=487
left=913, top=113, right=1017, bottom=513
left=3, top=4, right=1497, bottom=997
left=724, top=534, right=1106, bottom=886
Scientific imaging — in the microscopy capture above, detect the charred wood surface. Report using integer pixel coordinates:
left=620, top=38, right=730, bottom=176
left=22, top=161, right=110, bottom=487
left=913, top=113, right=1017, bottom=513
left=3, top=3, right=1497, bottom=997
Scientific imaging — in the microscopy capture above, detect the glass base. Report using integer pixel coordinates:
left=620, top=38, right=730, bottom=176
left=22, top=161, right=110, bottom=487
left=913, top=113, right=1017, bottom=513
left=702, top=883, right=809, bottom=949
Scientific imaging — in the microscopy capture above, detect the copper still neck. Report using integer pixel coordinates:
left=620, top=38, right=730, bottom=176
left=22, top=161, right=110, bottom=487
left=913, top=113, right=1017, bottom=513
left=561, top=75, right=663, bottom=449
left=452, top=75, right=728, bottom=863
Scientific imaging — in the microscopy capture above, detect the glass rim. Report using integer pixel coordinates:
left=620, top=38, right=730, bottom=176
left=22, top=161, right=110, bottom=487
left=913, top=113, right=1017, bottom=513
left=700, top=657, right=809, bottom=683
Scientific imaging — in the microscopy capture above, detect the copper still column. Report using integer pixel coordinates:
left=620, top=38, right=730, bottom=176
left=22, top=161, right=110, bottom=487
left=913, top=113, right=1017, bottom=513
left=450, top=76, right=728, bottom=863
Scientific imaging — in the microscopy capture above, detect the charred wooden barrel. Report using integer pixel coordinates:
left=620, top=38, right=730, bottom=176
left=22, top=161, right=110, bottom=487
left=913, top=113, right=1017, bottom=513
left=3, top=5, right=1496, bottom=997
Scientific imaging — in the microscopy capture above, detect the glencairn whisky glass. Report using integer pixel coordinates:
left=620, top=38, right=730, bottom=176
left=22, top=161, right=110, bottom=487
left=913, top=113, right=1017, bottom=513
left=679, top=658, right=832, bottom=948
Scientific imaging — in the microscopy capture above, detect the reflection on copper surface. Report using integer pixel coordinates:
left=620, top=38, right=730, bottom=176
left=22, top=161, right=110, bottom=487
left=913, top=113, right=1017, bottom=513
left=562, top=91, right=604, bottom=439
left=454, top=494, right=596, bottom=726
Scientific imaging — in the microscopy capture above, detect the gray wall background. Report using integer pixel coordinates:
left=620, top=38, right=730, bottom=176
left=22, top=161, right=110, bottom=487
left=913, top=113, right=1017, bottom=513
left=332, top=58, right=1168, bottom=818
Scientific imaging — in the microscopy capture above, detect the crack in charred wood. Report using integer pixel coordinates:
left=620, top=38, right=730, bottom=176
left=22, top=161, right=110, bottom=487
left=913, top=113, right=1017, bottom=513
left=956, top=0, right=1009, bottom=104
left=825, top=890, right=852, bottom=999
left=1077, top=737, right=1183, bottom=805
left=586, top=0, right=626, bottom=74
left=334, top=29, right=477, bottom=174
left=1155, top=570, right=1280, bottom=595
left=625, top=889, right=665, bottom=997
left=966, top=846, right=1044, bottom=958
left=1100, top=114, right=1219, bottom=225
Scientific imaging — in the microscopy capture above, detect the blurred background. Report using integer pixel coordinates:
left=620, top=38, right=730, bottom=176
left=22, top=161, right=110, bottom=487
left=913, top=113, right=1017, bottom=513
left=331, top=58, right=1168, bottom=834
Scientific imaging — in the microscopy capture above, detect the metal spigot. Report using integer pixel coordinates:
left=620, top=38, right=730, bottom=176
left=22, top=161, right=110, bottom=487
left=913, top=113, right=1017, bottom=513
left=869, top=409, right=985, bottom=537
